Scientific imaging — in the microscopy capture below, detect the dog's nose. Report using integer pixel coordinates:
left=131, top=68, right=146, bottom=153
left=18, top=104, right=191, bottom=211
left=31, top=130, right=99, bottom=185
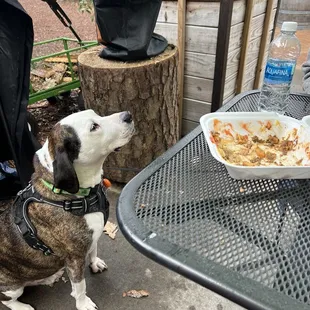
left=120, top=111, right=133, bottom=124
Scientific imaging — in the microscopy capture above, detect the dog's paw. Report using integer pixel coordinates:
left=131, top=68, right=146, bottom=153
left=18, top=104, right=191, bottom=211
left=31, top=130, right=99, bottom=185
left=76, top=296, right=98, bottom=310
left=89, top=257, right=108, bottom=273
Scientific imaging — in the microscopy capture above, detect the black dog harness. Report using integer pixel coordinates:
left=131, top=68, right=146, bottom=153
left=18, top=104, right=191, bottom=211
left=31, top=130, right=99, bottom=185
left=14, top=182, right=109, bottom=256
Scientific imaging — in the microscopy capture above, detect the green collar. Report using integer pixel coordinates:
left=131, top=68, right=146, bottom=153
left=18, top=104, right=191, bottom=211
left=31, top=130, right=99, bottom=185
left=41, top=179, right=91, bottom=196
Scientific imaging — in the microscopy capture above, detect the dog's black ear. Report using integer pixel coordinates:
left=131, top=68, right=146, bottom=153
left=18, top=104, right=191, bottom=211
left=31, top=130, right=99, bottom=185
left=53, top=148, right=79, bottom=194
left=50, top=125, right=81, bottom=194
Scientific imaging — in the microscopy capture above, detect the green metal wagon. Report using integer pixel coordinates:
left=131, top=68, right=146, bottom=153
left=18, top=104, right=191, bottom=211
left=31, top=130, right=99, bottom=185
left=29, top=37, right=97, bottom=105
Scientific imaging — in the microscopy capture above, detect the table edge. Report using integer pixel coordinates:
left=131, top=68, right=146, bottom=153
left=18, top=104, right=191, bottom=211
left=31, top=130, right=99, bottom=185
left=117, top=90, right=310, bottom=310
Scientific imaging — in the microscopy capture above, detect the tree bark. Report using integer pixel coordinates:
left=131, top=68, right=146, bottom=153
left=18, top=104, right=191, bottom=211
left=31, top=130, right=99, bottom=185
left=78, top=45, right=179, bottom=183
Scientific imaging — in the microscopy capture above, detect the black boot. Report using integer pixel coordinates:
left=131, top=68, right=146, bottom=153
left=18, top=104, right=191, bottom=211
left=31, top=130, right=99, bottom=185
left=94, top=0, right=168, bottom=61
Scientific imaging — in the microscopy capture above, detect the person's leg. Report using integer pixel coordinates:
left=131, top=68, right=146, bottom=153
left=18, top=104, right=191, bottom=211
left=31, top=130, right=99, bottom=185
left=0, top=1, right=39, bottom=188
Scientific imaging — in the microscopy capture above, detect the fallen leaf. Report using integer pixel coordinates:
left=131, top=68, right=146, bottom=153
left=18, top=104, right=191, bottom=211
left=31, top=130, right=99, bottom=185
left=239, top=187, right=246, bottom=193
left=104, top=221, right=118, bottom=240
left=123, top=290, right=149, bottom=298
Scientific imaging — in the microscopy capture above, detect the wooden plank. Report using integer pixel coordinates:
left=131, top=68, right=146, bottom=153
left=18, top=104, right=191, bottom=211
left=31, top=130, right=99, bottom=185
left=45, top=56, right=78, bottom=63
left=184, top=72, right=237, bottom=103
left=184, top=52, right=215, bottom=79
left=236, top=0, right=254, bottom=93
left=249, top=11, right=265, bottom=40
left=181, top=119, right=199, bottom=136
left=246, top=30, right=273, bottom=65
left=157, top=0, right=277, bottom=27
left=240, top=31, right=272, bottom=90
left=242, top=78, right=256, bottom=92
left=243, top=50, right=269, bottom=91
left=226, top=29, right=273, bottom=86
left=224, top=72, right=238, bottom=100
left=184, top=75, right=213, bottom=102
left=158, top=2, right=220, bottom=27
left=253, top=0, right=278, bottom=16
left=178, top=0, right=186, bottom=135
left=254, top=0, right=275, bottom=88
left=227, top=22, right=244, bottom=53
left=242, top=50, right=269, bottom=91
left=243, top=58, right=259, bottom=86
left=227, top=11, right=275, bottom=55
left=223, top=93, right=235, bottom=105
left=183, top=98, right=211, bottom=122
left=246, top=36, right=265, bottom=64
left=226, top=47, right=241, bottom=77
left=155, top=23, right=216, bottom=53
left=158, top=1, right=246, bottom=27
left=158, top=16, right=271, bottom=80
left=155, top=21, right=243, bottom=54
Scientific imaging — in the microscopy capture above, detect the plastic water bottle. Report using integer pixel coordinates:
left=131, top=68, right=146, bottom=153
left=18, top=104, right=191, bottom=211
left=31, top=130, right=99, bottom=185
left=258, top=21, right=301, bottom=114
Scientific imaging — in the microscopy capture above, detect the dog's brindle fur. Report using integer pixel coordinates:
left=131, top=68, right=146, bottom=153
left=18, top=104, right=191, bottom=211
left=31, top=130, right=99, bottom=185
left=0, top=110, right=134, bottom=310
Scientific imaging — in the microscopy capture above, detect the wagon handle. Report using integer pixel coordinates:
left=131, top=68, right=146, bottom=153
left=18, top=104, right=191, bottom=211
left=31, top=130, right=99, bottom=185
left=42, top=0, right=83, bottom=43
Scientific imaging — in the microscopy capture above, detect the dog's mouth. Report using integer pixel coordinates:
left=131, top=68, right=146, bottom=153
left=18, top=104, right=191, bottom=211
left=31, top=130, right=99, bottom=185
left=113, top=128, right=135, bottom=152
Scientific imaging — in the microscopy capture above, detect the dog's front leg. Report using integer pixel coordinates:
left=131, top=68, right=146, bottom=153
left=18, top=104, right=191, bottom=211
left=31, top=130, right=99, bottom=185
left=89, top=243, right=108, bottom=273
left=66, top=259, right=98, bottom=310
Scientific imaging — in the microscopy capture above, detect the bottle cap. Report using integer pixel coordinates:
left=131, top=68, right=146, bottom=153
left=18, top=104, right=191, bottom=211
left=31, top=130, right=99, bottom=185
left=281, top=21, right=298, bottom=32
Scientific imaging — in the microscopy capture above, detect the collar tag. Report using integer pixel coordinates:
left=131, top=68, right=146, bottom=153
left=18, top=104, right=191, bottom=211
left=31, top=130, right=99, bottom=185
left=52, top=186, right=62, bottom=194
left=103, top=178, right=112, bottom=188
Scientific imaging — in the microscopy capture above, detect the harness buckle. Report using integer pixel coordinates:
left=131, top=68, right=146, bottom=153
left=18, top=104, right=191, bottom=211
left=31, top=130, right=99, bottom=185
left=63, top=200, right=72, bottom=211
left=15, top=182, right=32, bottom=200
left=52, top=185, right=62, bottom=195
left=82, top=198, right=88, bottom=214
left=23, top=230, right=35, bottom=239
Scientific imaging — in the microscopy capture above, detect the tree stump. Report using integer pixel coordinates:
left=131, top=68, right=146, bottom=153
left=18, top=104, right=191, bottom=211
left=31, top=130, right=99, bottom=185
left=78, top=45, right=179, bottom=183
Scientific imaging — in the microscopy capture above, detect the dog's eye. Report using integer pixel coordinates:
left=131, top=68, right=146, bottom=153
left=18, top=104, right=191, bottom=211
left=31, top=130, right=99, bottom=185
left=90, top=123, right=100, bottom=132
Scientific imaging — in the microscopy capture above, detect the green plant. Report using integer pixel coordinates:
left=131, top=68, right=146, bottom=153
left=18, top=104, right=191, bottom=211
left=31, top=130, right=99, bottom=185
left=78, top=0, right=94, bottom=16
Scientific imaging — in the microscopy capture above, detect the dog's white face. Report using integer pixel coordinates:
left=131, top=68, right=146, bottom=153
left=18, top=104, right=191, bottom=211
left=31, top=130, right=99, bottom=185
left=60, top=109, right=135, bottom=165
left=36, top=109, right=134, bottom=190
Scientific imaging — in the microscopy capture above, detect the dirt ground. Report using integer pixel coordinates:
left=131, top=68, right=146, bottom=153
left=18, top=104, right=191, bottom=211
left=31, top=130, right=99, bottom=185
left=20, top=0, right=96, bottom=43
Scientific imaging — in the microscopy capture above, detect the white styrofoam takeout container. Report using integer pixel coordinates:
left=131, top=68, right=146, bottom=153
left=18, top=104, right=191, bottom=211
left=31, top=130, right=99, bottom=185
left=200, top=112, right=310, bottom=180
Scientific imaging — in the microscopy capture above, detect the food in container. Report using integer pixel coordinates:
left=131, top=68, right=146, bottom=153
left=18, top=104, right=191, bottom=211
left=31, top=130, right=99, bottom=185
left=200, top=112, right=310, bottom=180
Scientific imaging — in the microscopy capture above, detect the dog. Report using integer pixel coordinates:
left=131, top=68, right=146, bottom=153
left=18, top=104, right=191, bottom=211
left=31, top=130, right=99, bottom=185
left=0, top=109, right=134, bottom=310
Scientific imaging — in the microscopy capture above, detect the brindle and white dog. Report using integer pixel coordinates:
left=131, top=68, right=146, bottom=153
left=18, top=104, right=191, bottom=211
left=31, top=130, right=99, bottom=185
left=0, top=109, right=134, bottom=310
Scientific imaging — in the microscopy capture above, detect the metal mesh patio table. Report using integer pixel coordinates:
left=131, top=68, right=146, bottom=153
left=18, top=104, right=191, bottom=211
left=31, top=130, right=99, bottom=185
left=117, top=90, right=310, bottom=310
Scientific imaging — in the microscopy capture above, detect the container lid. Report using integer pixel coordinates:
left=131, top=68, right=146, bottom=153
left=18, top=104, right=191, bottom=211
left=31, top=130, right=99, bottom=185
left=281, top=21, right=298, bottom=32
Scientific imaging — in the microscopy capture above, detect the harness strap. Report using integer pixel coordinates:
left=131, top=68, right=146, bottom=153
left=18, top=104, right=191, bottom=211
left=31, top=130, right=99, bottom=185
left=14, top=184, right=54, bottom=256
left=14, top=182, right=109, bottom=256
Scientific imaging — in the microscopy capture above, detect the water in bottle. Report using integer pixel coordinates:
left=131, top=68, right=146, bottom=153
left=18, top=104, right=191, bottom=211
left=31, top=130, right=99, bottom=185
left=258, top=21, right=301, bottom=114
